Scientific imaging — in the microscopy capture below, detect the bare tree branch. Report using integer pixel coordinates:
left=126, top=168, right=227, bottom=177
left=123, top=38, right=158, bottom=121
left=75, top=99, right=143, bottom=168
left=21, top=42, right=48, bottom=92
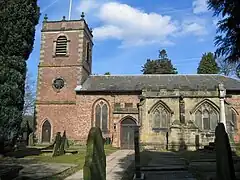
left=23, top=71, right=36, bottom=116
left=217, top=57, right=238, bottom=77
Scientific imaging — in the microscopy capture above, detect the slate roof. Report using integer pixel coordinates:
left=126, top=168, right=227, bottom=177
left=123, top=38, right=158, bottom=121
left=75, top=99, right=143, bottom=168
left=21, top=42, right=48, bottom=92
left=75, top=74, right=240, bottom=92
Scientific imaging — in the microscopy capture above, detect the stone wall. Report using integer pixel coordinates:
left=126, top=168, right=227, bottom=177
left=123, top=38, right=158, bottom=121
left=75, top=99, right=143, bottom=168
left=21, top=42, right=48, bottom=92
left=139, top=89, right=239, bottom=151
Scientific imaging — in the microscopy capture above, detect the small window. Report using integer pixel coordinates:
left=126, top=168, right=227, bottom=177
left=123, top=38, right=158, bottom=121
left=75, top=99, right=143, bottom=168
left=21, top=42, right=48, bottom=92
left=86, top=42, right=90, bottom=62
left=52, top=78, right=65, bottom=90
left=125, top=103, right=133, bottom=109
left=114, top=103, right=121, bottom=109
left=56, top=36, right=68, bottom=56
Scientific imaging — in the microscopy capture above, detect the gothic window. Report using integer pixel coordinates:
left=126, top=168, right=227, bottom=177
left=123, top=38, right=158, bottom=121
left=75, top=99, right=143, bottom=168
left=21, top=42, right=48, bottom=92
left=152, top=105, right=170, bottom=129
left=94, top=100, right=109, bottom=133
left=42, top=120, right=51, bottom=143
left=226, top=107, right=238, bottom=133
left=55, top=36, right=68, bottom=56
left=194, top=102, right=219, bottom=131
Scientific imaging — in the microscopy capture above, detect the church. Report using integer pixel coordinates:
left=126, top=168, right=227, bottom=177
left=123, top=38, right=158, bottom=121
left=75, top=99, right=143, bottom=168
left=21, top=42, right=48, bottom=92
left=35, top=14, right=240, bottom=150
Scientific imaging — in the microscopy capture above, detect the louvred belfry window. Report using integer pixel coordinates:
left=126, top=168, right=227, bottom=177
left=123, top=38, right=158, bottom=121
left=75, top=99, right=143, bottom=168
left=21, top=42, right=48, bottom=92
left=55, top=36, right=68, bottom=56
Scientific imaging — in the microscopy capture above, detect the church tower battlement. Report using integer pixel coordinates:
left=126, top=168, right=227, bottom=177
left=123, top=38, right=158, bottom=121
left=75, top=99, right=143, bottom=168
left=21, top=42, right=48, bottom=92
left=36, top=13, right=93, bottom=103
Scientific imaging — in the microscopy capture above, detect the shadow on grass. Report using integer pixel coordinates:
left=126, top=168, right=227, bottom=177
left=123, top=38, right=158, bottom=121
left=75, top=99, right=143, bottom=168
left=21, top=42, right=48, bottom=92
left=114, top=146, right=240, bottom=180
left=1, top=144, right=119, bottom=180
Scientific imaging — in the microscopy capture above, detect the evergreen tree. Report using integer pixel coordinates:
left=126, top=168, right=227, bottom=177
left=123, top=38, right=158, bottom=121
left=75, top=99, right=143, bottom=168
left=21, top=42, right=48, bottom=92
left=197, top=52, right=220, bottom=74
left=141, top=49, right=178, bottom=74
left=104, top=72, right=111, bottom=75
left=208, top=0, right=240, bottom=62
left=0, top=0, right=40, bottom=149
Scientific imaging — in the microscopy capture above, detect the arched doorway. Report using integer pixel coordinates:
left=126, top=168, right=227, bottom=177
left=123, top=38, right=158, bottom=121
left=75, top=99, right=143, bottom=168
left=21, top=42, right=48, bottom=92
left=42, top=120, right=51, bottom=143
left=121, top=117, right=137, bottom=149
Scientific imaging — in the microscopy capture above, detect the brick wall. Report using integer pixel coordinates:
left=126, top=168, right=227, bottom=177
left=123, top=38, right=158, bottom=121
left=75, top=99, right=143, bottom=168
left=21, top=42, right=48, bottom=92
left=75, top=94, right=140, bottom=146
left=226, top=95, right=240, bottom=142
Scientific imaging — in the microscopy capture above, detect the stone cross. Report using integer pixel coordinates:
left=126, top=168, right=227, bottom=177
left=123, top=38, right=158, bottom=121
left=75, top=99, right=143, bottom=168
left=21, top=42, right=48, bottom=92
left=219, top=83, right=227, bottom=131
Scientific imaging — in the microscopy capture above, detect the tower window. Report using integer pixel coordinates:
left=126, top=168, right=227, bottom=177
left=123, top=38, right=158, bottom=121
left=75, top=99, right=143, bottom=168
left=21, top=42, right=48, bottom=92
left=86, top=42, right=91, bottom=62
left=52, top=78, right=65, bottom=90
left=55, top=36, right=68, bottom=56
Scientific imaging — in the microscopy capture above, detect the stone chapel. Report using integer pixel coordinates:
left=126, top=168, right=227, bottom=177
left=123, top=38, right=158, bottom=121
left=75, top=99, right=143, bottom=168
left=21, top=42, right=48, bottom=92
left=35, top=14, right=240, bottom=150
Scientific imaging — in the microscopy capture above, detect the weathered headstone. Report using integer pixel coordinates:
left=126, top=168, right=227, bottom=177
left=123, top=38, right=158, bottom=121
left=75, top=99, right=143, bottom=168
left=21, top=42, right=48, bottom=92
left=215, top=123, right=235, bottom=180
left=134, top=126, right=143, bottom=180
left=28, top=133, right=34, bottom=146
left=52, top=132, right=61, bottom=157
left=83, top=127, right=106, bottom=180
left=59, top=131, right=66, bottom=155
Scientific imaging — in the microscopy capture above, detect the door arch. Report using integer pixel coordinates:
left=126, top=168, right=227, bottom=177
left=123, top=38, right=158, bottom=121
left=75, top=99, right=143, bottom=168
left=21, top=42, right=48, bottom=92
left=42, top=120, right=51, bottom=143
left=120, top=117, right=137, bottom=149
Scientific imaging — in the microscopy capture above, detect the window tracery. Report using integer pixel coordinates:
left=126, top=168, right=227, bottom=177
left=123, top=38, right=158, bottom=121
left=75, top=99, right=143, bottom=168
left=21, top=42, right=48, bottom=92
left=94, top=100, right=109, bottom=133
left=152, top=105, right=170, bottom=129
left=194, top=102, right=219, bottom=130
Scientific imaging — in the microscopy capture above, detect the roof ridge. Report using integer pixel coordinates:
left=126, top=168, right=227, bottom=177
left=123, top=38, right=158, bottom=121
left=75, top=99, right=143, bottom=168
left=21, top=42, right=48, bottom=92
left=90, top=74, right=224, bottom=77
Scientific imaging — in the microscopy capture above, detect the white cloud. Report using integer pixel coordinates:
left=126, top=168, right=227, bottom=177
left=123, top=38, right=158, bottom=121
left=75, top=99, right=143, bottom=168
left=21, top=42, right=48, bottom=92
left=75, top=1, right=209, bottom=47
left=76, top=0, right=101, bottom=13
left=93, top=2, right=178, bottom=47
left=192, top=0, right=208, bottom=14
left=181, top=22, right=207, bottom=36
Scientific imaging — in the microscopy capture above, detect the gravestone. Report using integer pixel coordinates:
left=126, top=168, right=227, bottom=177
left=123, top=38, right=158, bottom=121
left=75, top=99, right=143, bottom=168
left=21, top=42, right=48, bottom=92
left=133, top=126, right=144, bottom=180
left=59, top=131, right=66, bottom=155
left=28, top=133, right=34, bottom=146
left=52, top=132, right=61, bottom=157
left=83, top=127, right=106, bottom=180
left=215, top=123, right=236, bottom=180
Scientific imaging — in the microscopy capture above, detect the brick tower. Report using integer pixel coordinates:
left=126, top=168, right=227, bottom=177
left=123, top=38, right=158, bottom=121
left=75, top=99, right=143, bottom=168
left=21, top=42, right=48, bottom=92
left=35, top=13, right=93, bottom=143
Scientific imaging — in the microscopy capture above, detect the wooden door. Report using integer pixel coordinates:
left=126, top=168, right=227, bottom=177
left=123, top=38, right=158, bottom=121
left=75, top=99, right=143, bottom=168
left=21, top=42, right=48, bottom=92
left=42, top=120, right=51, bottom=143
left=121, top=118, right=136, bottom=149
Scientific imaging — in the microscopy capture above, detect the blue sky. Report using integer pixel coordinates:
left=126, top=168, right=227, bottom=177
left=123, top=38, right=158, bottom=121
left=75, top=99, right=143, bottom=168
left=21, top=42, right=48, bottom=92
left=28, top=0, right=218, bottom=80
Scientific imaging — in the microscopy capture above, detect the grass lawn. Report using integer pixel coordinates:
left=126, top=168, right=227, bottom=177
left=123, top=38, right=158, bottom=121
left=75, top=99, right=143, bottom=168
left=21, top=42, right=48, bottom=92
left=21, top=144, right=118, bottom=180
left=26, top=144, right=118, bottom=165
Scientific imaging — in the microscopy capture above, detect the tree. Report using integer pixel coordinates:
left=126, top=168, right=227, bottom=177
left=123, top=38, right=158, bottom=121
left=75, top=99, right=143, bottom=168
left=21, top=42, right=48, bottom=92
left=141, top=49, right=178, bottom=74
left=197, top=52, right=220, bottom=74
left=104, top=72, right=111, bottom=75
left=0, top=0, right=40, bottom=150
left=208, top=0, right=240, bottom=63
left=217, top=57, right=238, bottom=76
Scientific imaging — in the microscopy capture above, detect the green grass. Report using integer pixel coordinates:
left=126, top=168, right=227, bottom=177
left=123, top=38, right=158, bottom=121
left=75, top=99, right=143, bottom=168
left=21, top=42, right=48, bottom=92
left=25, top=144, right=118, bottom=165
left=22, top=144, right=119, bottom=179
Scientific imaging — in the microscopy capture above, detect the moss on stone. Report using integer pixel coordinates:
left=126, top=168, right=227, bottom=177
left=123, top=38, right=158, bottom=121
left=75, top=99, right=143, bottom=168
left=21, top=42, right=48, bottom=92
left=83, top=127, right=106, bottom=180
